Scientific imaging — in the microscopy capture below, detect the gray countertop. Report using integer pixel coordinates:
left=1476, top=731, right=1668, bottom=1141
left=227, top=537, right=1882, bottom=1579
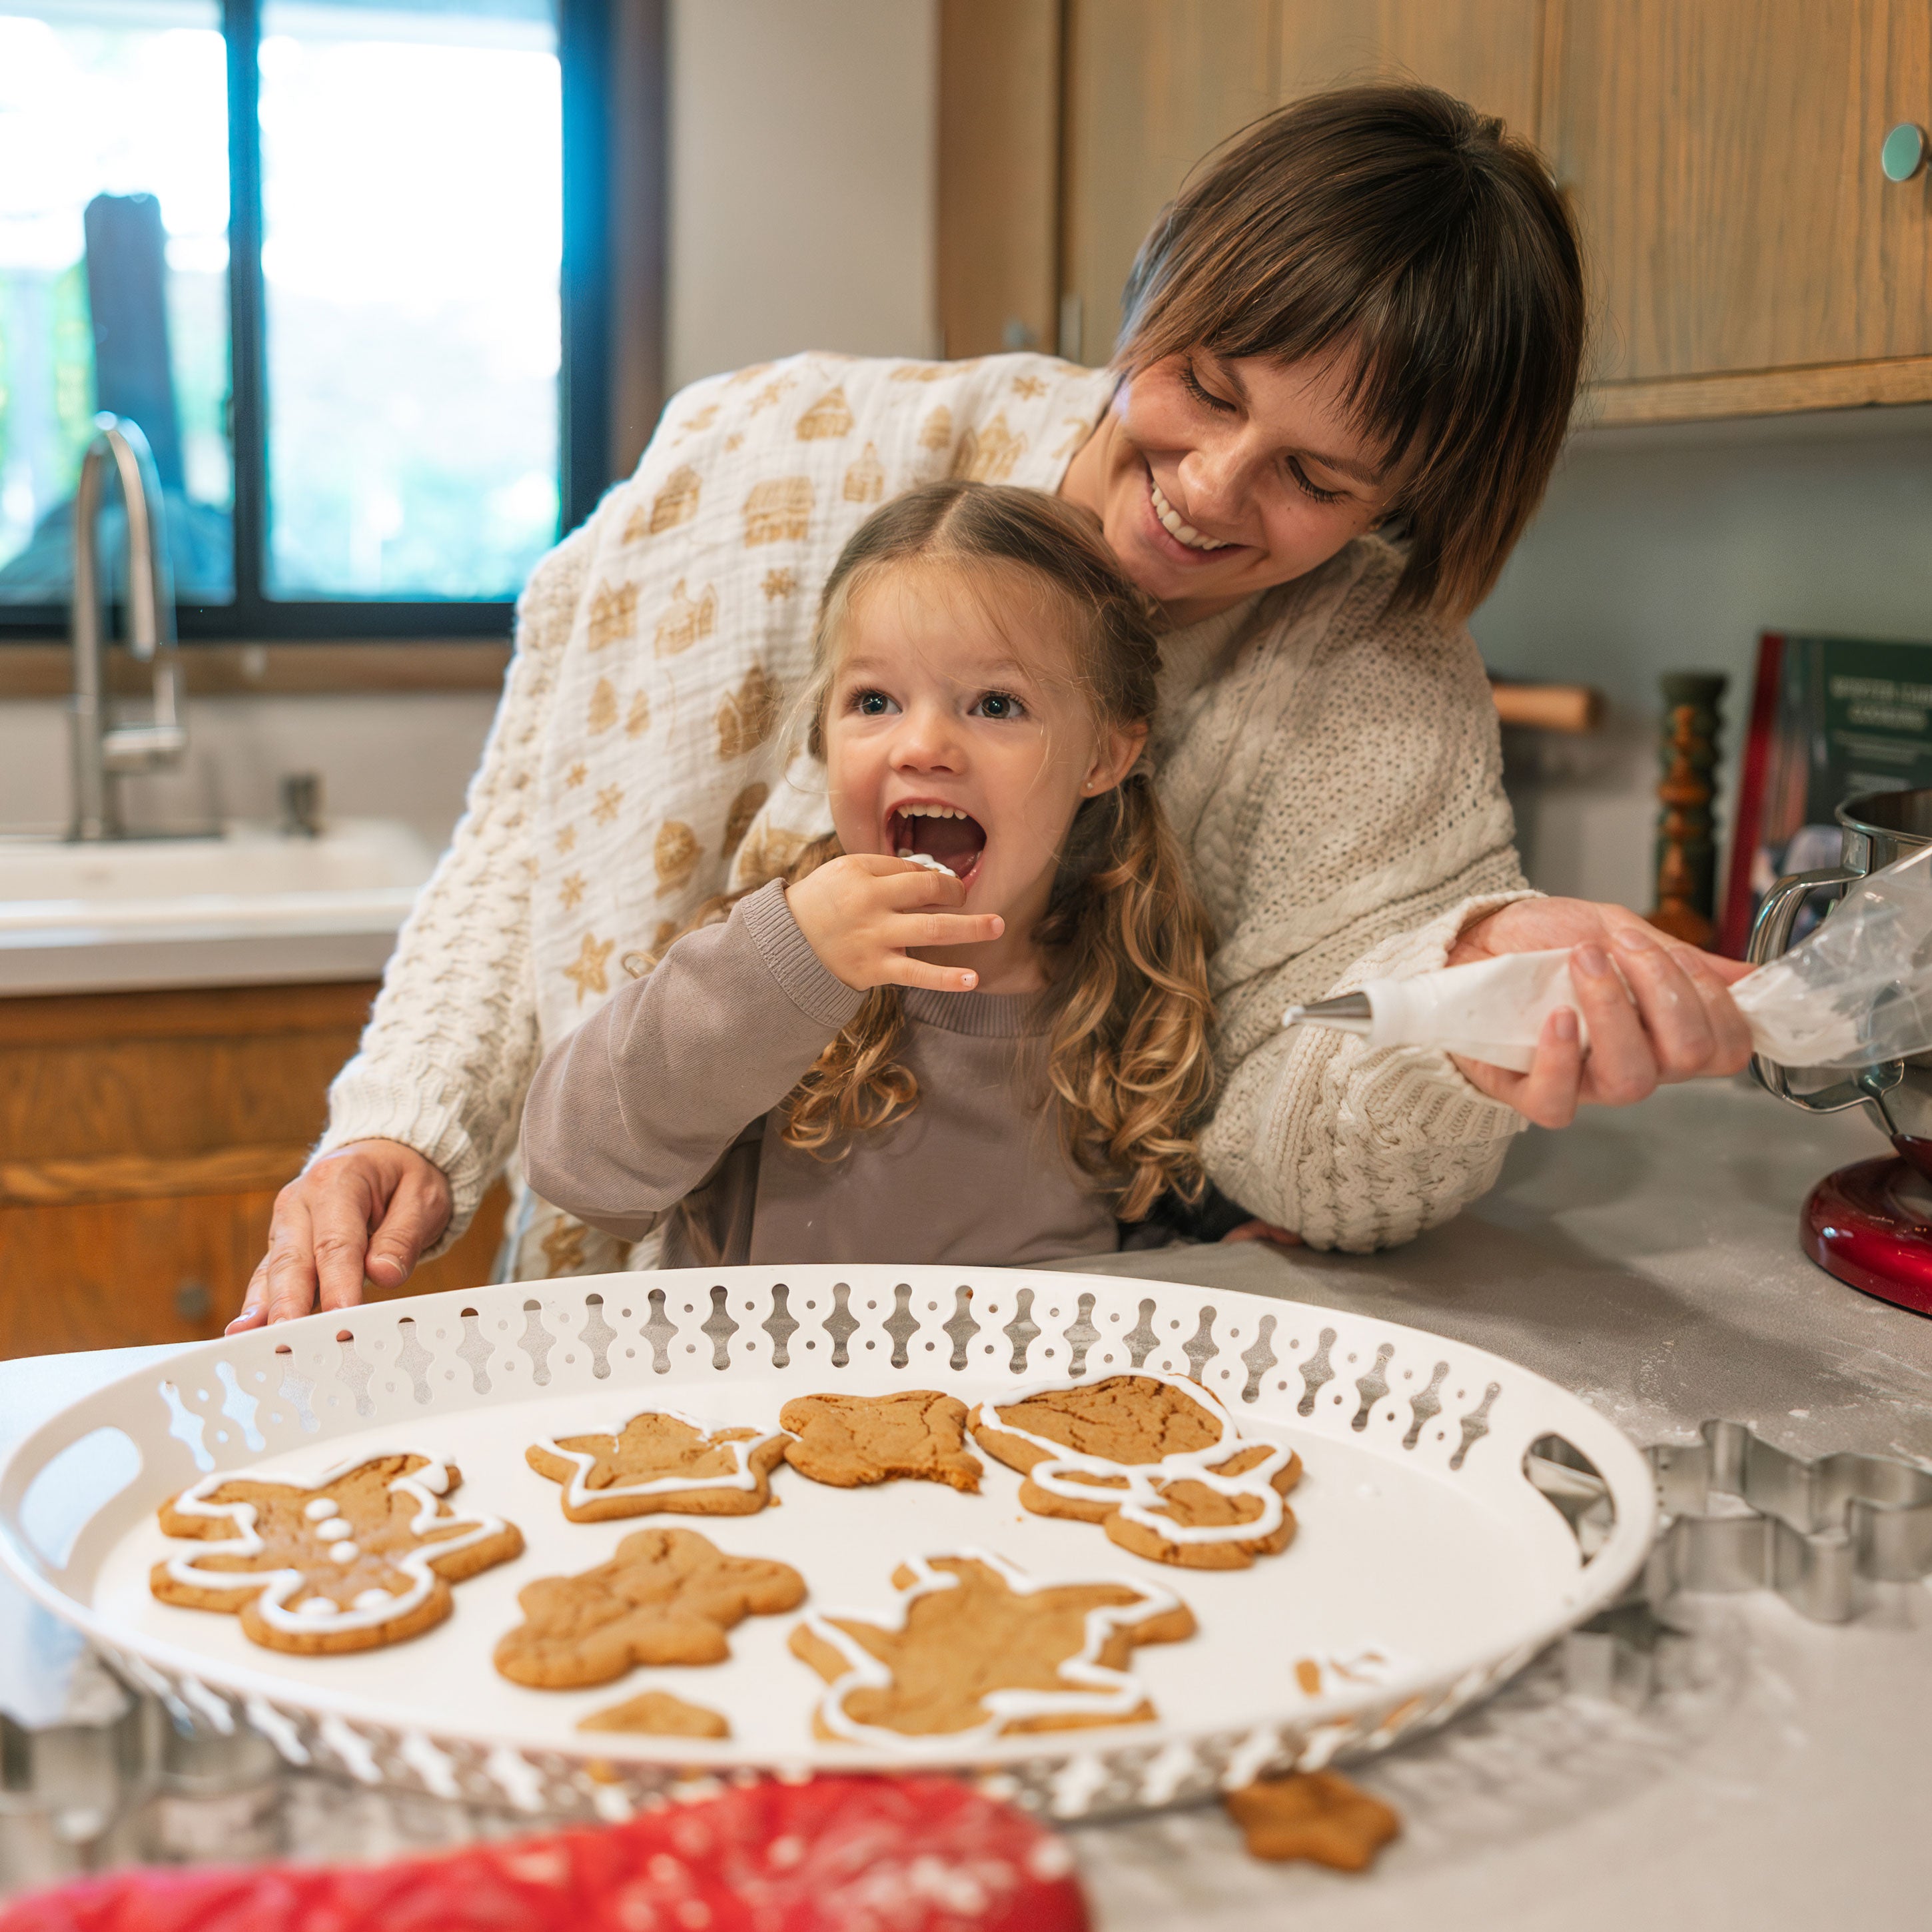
left=1070, top=1077, right=1932, bottom=1927
left=3, top=1077, right=1929, bottom=1925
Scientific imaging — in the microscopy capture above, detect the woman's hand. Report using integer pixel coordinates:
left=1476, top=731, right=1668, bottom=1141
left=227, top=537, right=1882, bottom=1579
left=786, top=855, right=1005, bottom=993
left=1446, top=898, right=1755, bottom=1128
left=227, top=1140, right=454, bottom=1333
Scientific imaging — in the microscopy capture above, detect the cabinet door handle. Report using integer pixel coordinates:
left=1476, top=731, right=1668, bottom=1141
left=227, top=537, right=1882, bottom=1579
left=1881, top=122, right=1927, bottom=183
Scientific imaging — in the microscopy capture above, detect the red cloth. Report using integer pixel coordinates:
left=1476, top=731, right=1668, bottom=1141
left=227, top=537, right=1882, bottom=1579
left=0, top=1775, right=1087, bottom=1932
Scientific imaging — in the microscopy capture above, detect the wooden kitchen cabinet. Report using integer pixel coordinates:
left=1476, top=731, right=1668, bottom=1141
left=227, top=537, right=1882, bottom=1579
left=1059, top=0, right=1278, bottom=366
left=0, top=982, right=508, bottom=1358
left=1555, top=0, right=1932, bottom=421
left=953, top=1, right=1932, bottom=424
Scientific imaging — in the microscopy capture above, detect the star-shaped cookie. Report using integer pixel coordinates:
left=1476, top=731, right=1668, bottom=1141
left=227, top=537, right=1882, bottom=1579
left=494, top=1526, right=805, bottom=1688
left=526, top=1407, right=789, bottom=1520
left=1222, top=1769, right=1401, bottom=1870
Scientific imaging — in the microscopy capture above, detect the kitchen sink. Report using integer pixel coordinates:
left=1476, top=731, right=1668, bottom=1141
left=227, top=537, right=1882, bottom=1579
left=0, top=819, right=437, bottom=995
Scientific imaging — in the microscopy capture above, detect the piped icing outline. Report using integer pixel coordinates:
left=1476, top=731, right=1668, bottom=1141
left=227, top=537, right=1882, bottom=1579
left=526, top=1406, right=789, bottom=1516
left=797, top=1547, right=1187, bottom=1751
left=971, top=1370, right=1298, bottom=1550
left=155, top=1450, right=514, bottom=1639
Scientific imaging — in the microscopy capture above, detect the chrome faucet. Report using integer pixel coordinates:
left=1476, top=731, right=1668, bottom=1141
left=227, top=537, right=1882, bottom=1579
left=69, top=414, right=187, bottom=840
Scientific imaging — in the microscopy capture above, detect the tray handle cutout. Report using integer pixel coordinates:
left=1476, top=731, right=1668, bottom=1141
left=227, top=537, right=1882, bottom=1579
left=1525, top=1435, right=1617, bottom=1561
left=14, top=1426, right=143, bottom=1580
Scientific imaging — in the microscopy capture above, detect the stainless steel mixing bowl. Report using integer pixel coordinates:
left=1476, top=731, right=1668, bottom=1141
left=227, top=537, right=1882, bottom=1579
left=1748, top=787, right=1932, bottom=1175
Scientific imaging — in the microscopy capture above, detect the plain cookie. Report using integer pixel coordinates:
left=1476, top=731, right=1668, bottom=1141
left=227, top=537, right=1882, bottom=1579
left=494, top=1525, right=805, bottom=1688
left=1223, top=1769, right=1401, bottom=1869
left=578, top=1689, right=731, bottom=1739
left=779, top=1390, right=981, bottom=1492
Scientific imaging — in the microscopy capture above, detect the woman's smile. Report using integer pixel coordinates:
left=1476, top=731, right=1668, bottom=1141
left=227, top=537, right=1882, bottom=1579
left=1146, top=470, right=1240, bottom=557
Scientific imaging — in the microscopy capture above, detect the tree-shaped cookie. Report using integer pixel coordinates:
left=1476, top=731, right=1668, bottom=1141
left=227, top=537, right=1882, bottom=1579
left=150, top=1452, right=524, bottom=1655
left=779, top=1390, right=981, bottom=1491
left=526, top=1407, right=789, bottom=1520
left=969, top=1372, right=1301, bottom=1569
left=494, top=1526, right=805, bottom=1688
left=790, top=1550, right=1195, bottom=1748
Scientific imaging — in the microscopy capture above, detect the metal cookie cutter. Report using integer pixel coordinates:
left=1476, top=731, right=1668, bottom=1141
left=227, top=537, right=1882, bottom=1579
left=1642, top=1419, right=1932, bottom=1624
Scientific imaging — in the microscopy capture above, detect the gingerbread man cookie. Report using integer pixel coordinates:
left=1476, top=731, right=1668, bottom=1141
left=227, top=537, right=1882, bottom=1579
left=779, top=1391, right=981, bottom=1492
left=526, top=1407, right=789, bottom=1521
left=1222, top=1769, right=1401, bottom=1870
left=969, top=1372, right=1300, bottom=1568
left=149, top=1452, right=523, bottom=1654
left=789, top=1550, right=1195, bottom=1747
left=494, top=1526, right=805, bottom=1688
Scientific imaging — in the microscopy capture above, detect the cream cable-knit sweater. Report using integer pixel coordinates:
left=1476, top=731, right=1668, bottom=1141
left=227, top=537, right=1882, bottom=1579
left=322, top=352, right=1530, bottom=1268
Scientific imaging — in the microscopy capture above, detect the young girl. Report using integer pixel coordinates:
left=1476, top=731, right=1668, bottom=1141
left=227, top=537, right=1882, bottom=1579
left=519, top=480, right=1216, bottom=1268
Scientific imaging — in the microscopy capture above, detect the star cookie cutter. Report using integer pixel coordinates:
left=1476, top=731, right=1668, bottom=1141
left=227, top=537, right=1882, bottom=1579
left=1642, top=1419, right=1932, bottom=1625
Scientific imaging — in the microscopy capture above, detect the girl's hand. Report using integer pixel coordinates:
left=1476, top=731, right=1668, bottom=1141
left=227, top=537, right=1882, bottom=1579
left=1446, top=897, right=1755, bottom=1129
left=786, top=855, right=1005, bottom=993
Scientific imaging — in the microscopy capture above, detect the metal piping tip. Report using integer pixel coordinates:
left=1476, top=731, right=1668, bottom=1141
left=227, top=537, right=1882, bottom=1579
left=1281, top=991, right=1374, bottom=1038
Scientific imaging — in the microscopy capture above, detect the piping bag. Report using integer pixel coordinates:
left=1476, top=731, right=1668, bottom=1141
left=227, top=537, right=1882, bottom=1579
left=1282, top=846, right=1932, bottom=1072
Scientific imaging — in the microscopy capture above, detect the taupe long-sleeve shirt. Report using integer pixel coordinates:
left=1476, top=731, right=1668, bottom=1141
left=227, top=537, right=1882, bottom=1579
left=519, top=881, right=1146, bottom=1268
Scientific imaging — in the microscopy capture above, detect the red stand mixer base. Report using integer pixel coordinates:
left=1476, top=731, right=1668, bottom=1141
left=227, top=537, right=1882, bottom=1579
left=1803, top=1157, right=1932, bottom=1316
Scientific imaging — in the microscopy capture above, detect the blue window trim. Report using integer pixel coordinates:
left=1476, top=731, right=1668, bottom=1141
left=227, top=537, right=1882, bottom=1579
left=0, top=0, right=620, bottom=644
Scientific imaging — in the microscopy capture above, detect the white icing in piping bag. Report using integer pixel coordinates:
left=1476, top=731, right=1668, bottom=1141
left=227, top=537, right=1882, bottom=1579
left=1282, top=949, right=1592, bottom=1073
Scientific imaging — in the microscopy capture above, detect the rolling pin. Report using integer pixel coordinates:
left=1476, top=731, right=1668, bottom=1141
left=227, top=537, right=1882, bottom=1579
left=1488, top=679, right=1605, bottom=733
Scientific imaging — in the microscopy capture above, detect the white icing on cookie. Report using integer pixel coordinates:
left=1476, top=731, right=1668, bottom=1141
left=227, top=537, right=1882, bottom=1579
left=314, top=1517, right=352, bottom=1541
left=801, top=1548, right=1183, bottom=1752
left=974, top=1370, right=1297, bottom=1550
left=328, top=1540, right=359, bottom=1564
left=157, top=1450, right=507, bottom=1638
left=530, top=1406, right=787, bottom=1513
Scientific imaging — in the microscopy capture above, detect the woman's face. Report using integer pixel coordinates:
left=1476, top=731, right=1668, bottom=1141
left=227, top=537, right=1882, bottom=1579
left=821, top=564, right=1142, bottom=933
left=1060, top=348, right=1398, bottom=626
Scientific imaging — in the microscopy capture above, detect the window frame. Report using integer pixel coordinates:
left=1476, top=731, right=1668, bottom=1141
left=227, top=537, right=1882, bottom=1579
left=0, top=0, right=612, bottom=644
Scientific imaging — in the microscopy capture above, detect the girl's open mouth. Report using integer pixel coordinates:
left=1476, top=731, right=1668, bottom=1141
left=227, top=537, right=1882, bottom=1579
left=888, top=803, right=987, bottom=885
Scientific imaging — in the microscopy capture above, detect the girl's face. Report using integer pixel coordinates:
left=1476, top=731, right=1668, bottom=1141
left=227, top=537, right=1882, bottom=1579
left=823, top=564, right=1144, bottom=938
left=1061, top=348, right=1398, bottom=626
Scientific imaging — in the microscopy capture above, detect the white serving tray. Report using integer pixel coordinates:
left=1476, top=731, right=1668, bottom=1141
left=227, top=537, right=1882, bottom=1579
left=0, top=1266, right=1656, bottom=1822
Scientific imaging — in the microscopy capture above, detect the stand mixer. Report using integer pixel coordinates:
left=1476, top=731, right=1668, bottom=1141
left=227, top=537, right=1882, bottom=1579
left=1749, top=786, right=1932, bottom=1316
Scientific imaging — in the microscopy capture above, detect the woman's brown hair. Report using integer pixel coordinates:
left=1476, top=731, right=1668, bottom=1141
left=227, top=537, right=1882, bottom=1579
left=670, top=479, right=1216, bottom=1222
left=1119, top=82, right=1585, bottom=620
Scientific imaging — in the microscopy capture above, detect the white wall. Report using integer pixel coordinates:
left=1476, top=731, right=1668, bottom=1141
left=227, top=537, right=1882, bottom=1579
left=1470, top=406, right=1932, bottom=909
left=665, top=0, right=938, bottom=393
left=0, top=693, right=497, bottom=851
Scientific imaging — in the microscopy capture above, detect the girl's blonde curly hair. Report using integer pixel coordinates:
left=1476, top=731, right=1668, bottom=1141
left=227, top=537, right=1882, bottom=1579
left=668, top=478, right=1217, bottom=1223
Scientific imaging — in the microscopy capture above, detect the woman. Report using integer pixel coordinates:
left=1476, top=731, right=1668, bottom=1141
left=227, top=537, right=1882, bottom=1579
left=235, top=85, right=1751, bottom=1328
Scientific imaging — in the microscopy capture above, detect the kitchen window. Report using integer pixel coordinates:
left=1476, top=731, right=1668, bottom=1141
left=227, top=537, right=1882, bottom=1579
left=0, top=0, right=611, bottom=640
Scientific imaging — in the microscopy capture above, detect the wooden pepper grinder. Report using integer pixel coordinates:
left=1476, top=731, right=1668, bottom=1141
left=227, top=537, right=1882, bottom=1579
left=1649, top=672, right=1727, bottom=948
